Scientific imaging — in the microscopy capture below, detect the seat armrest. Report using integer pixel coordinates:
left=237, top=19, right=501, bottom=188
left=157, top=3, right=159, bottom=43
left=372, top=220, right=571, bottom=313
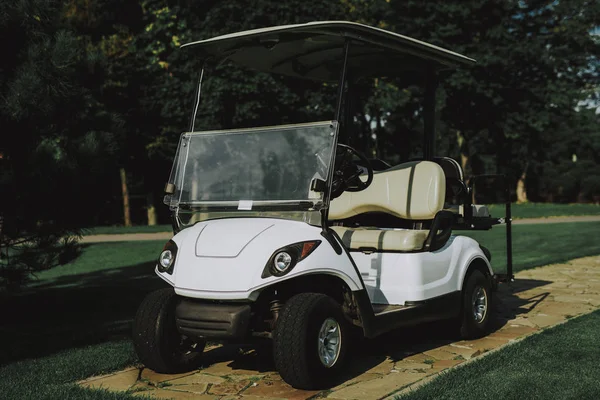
left=423, top=210, right=454, bottom=251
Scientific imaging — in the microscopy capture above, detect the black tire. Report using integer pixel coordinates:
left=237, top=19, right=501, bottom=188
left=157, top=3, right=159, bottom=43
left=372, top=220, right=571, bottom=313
left=459, top=270, right=493, bottom=339
left=273, top=293, right=349, bottom=390
left=132, top=288, right=205, bottom=373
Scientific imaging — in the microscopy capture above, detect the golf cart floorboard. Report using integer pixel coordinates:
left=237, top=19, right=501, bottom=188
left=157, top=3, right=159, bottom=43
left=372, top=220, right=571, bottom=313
left=372, top=304, right=413, bottom=315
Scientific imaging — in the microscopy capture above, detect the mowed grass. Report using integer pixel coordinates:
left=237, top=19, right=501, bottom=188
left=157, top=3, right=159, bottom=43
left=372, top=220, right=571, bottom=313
left=30, top=240, right=166, bottom=284
left=459, top=221, right=600, bottom=275
left=84, top=224, right=171, bottom=235
left=0, top=241, right=167, bottom=399
left=0, top=241, right=167, bottom=365
left=488, top=202, right=600, bottom=219
left=0, top=341, right=139, bottom=400
left=398, top=310, right=600, bottom=400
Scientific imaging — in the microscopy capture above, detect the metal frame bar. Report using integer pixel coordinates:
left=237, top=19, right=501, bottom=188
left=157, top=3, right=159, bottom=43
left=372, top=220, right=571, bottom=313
left=465, top=174, right=514, bottom=282
left=173, top=67, right=207, bottom=233
left=188, top=67, right=205, bottom=132
left=505, top=186, right=514, bottom=281
left=321, top=39, right=350, bottom=230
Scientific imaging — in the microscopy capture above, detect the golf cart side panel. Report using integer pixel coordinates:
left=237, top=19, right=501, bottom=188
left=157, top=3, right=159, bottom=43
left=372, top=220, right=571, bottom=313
left=158, top=218, right=363, bottom=301
left=350, top=235, right=491, bottom=305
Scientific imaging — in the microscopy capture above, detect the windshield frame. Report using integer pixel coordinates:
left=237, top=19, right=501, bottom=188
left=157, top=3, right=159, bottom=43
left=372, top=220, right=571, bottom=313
left=165, top=121, right=340, bottom=222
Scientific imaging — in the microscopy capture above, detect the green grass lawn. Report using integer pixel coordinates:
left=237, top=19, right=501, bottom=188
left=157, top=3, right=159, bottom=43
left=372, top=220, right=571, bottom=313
left=2, top=222, right=600, bottom=399
left=460, top=221, right=600, bottom=275
left=83, top=225, right=172, bottom=235
left=30, top=241, right=166, bottom=284
left=0, top=241, right=167, bottom=399
left=398, top=309, right=600, bottom=400
left=0, top=341, right=139, bottom=400
left=0, top=241, right=166, bottom=365
left=488, top=202, right=600, bottom=219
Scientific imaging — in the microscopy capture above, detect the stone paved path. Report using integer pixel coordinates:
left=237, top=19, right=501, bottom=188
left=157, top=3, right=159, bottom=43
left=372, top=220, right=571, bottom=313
left=79, top=255, right=600, bottom=400
left=80, top=215, right=600, bottom=243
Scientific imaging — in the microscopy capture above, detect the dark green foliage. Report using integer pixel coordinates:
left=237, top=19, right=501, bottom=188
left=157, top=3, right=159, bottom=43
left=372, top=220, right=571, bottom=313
left=0, top=0, right=110, bottom=287
left=349, top=0, right=599, bottom=200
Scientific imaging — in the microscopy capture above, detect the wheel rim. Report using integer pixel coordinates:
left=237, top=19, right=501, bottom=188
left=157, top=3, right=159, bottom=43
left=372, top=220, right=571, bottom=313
left=318, top=318, right=341, bottom=368
left=471, top=286, right=488, bottom=323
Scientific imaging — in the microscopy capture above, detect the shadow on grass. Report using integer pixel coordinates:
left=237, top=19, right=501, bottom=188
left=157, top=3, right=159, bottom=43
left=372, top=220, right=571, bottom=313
left=0, top=260, right=166, bottom=365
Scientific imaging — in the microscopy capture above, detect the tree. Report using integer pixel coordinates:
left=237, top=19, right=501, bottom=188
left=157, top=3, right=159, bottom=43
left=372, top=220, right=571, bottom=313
left=365, top=0, right=600, bottom=201
left=0, top=0, right=117, bottom=288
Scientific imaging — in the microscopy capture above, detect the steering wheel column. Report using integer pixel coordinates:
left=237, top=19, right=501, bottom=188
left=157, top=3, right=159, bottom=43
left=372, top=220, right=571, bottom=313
left=330, top=144, right=374, bottom=199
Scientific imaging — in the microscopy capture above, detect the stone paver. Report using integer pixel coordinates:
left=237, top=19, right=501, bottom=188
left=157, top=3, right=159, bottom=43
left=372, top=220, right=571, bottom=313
left=79, top=255, right=600, bottom=400
left=79, top=367, right=140, bottom=391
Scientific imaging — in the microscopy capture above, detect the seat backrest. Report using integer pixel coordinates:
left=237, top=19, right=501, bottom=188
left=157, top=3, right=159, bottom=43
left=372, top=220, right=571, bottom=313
left=433, top=157, right=463, bottom=181
left=329, top=161, right=446, bottom=221
left=433, top=157, right=466, bottom=206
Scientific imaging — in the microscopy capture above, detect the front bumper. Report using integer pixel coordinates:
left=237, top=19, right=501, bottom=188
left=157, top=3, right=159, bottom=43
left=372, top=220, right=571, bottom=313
left=175, top=298, right=252, bottom=340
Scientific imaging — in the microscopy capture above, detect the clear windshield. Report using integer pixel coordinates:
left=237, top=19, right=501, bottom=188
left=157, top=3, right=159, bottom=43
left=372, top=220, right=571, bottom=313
left=165, top=121, right=336, bottom=213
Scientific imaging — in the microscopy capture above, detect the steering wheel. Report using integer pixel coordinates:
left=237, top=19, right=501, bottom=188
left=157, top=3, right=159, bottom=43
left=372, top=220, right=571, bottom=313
left=330, top=144, right=374, bottom=199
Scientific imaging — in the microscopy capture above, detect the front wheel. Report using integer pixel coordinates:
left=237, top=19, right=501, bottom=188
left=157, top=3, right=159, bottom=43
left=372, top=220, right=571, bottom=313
left=273, top=293, right=350, bottom=389
left=458, top=270, right=493, bottom=339
left=132, top=288, right=205, bottom=373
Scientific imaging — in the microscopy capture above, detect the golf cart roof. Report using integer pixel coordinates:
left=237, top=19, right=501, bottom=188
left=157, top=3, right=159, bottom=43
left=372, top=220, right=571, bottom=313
left=181, top=21, right=476, bottom=81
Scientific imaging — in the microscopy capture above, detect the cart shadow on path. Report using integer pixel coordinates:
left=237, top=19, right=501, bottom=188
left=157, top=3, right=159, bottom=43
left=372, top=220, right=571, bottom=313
left=169, top=277, right=553, bottom=388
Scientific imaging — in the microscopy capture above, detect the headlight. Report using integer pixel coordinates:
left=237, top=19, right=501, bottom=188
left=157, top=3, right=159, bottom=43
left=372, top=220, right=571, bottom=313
left=262, top=240, right=321, bottom=278
left=157, top=240, right=177, bottom=274
left=159, top=250, right=174, bottom=270
left=273, top=252, right=292, bottom=272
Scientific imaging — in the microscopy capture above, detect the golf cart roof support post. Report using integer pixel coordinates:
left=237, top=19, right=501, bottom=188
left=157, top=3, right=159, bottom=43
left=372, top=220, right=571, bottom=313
left=334, top=40, right=351, bottom=122
left=505, top=190, right=514, bottom=281
left=322, top=39, right=351, bottom=231
left=423, top=70, right=437, bottom=160
left=188, top=66, right=205, bottom=132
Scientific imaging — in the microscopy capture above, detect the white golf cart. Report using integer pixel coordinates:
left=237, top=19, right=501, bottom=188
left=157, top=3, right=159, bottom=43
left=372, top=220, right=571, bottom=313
left=132, top=21, right=514, bottom=390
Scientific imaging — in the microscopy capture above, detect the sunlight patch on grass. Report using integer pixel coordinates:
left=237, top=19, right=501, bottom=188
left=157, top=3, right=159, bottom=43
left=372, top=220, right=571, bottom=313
left=29, top=240, right=165, bottom=284
left=397, top=310, right=600, bottom=400
left=459, top=221, right=600, bottom=275
left=83, top=225, right=172, bottom=235
left=487, top=202, right=600, bottom=219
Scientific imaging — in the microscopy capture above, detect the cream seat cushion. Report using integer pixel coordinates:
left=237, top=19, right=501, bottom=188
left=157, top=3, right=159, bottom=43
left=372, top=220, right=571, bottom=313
left=329, top=161, right=445, bottom=221
left=331, top=226, right=429, bottom=252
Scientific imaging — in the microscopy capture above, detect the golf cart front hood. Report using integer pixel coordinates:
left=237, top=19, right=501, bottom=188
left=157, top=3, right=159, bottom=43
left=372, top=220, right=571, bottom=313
left=194, top=219, right=275, bottom=257
left=159, top=218, right=361, bottom=300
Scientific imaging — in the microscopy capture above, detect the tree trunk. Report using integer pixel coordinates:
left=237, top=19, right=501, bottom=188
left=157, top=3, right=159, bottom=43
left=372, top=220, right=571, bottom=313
left=120, top=168, right=132, bottom=227
left=516, top=170, right=528, bottom=203
left=456, top=130, right=470, bottom=176
left=146, top=192, right=157, bottom=226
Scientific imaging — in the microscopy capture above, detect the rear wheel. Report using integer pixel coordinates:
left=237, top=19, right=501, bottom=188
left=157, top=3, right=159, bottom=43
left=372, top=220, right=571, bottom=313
left=458, top=270, right=492, bottom=339
left=273, top=293, right=349, bottom=389
left=132, top=288, right=205, bottom=373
